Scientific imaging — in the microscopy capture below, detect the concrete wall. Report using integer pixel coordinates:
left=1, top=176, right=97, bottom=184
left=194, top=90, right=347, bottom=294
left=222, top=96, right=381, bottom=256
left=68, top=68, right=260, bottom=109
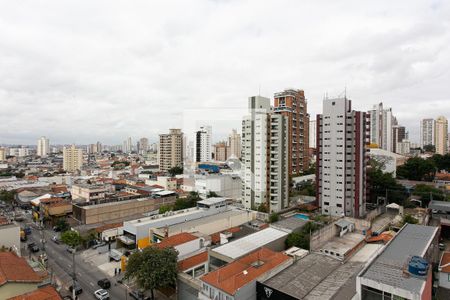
left=0, top=224, right=20, bottom=252
left=439, top=272, right=450, bottom=289
left=178, top=274, right=202, bottom=300
left=310, top=222, right=339, bottom=251
left=0, top=282, right=39, bottom=299
left=176, top=239, right=203, bottom=260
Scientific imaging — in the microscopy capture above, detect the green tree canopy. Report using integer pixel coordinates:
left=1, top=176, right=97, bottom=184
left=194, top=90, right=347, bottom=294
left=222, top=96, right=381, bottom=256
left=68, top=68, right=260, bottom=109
left=402, top=214, right=418, bottom=226
left=124, top=246, right=178, bottom=300
left=423, top=144, right=435, bottom=153
left=430, top=154, right=450, bottom=172
left=396, top=157, right=436, bottom=181
left=168, top=166, right=183, bottom=177
left=412, top=184, right=447, bottom=206
left=269, top=213, right=279, bottom=223
left=285, top=221, right=320, bottom=250
left=61, top=230, right=82, bottom=248
left=56, top=218, right=69, bottom=232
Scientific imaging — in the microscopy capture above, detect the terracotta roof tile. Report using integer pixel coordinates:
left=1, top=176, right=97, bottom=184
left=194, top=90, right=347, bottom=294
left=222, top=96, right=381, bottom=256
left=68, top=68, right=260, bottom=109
left=0, top=252, right=42, bottom=286
left=96, top=222, right=123, bottom=233
left=155, top=232, right=198, bottom=249
left=178, top=251, right=208, bottom=271
left=7, top=285, right=62, bottom=300
left=200, top=248, right=291, bottom=296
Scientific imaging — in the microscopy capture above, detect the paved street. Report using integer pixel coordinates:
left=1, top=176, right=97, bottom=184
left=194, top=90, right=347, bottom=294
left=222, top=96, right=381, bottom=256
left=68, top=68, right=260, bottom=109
left=22, top=218, right=130, bottom=300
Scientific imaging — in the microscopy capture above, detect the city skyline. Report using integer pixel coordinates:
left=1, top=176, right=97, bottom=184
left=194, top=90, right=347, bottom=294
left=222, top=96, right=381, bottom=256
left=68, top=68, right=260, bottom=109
left=1, top=1, right=450, bottom=144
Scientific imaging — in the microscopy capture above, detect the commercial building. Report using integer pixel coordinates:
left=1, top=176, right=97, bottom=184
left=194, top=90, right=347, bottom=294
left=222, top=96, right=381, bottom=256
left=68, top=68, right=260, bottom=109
left=357, top=224, right=439, bottom=300
left=435, top=116, right=448, bottom=155
left=199, top=248, right=292, bottom=300
left=274, top=89, right=309, bottom=175
left=209, top=227, right=289, bottom=267
left=242, top=96, right=289, bottom=212
left=62, top=145, right=83, bottom=172
left=316, top=97, right=368, bottom=218
left=228, top=129, right=241, bottom=159
left=420, top=118, right=435, bottom=148
left=71, top=184, right=108, bottom=202
left=36, top=136, right=49, bottom=157
left=159, top=129, right=183, bottom=172
left=196, top=126, right=212, bottom=162
left=195, top=174, right=241, bottom=199
left=368, top=102, right=393, bottom=151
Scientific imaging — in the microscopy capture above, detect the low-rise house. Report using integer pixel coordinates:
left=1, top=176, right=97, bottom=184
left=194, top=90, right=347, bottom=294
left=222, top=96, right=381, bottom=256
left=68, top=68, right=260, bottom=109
left=7, top=285, right=61, bottom=300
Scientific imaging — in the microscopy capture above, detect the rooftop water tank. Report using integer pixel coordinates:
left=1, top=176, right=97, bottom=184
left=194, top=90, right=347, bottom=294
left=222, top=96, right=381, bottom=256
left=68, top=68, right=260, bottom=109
left=408, top=256, right=429, bottom=277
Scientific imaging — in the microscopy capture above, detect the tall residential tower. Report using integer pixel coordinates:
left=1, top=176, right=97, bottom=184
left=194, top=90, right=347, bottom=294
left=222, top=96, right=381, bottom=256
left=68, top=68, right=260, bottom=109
left=316, top=97, right=368, bottom=218
left=37, top=136, right=49, bottom=157
left=159, top=129, right=183, bottom=172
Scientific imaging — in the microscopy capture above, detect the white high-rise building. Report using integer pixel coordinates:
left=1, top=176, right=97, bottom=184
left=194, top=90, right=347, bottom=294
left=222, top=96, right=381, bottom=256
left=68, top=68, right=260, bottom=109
left=316, top=97, right=368, bottom=218
left=435, top=116, right=448, bottom=155
left=37, top=136, right=50, bottom=157
left=228, top=129, right=241, bottom=159
left=138, top=137, right=149, bottom=154
left=368, top=103, right=393, bottom=151
left=309, top=120, right=317, bottom=149
left=420, top=118, right=435, bottom=149
left=195, top=125, right=212, bottom=162
left=241, top=96, right=289, bottom=213
left=63, top=145, right=83, bottom=172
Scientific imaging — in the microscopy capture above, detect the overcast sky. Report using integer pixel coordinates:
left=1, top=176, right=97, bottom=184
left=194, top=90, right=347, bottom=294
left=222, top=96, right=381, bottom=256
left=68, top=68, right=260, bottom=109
left=1, top=0, right=449, bottom=145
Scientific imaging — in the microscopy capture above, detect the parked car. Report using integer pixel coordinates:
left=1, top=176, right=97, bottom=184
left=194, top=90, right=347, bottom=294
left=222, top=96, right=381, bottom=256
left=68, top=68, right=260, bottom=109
left=97, top=278, right=111, bottom=289
left=94, top=289, right=110, bottom=300
left=52, top=235, right=60, bottom=244
left=69, top=283, right=83, bottom=295
left=66, top=246, right=76, bottom=254
left=27, top=242, right=39, bottom=253
left=23, top=226, right=32, bottom=235
left=439, top=243, right=446, bottom=251
left=129, top=290, right=150, bottom=300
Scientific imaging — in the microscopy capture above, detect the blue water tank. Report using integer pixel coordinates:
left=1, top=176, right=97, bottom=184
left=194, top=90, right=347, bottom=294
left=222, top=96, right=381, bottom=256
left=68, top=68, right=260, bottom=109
left=408, top=256, right=428, bottom=277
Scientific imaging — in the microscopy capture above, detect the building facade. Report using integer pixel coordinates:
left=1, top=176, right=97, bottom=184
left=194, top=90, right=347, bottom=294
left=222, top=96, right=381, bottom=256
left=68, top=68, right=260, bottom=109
left=309, top=119, right=317, bottom=149
left=273, top=89, right=309, bottom=175
left=316, top=97, right=368, bottom=218
left=0, top=148, right=5, bottom=161
left=368, top=102, right=393, bottom=151
left=213, top=142, right=228, bottom=161
left=196, top=126, right=212, bottom=162
left=228, top=129, right=241, bottom=159
left=37, top=136, right=49, bottom=157
left=435, top=116, right=448, bottom=155
left=62, top=145, right=83, bottom=172
left=242, top=96, right=289, bottom=213
left=392, top=125, right=406, bottom=154
left=420, top=118, right=435, bottom=148
left=159, top=129, right=183, bottom=172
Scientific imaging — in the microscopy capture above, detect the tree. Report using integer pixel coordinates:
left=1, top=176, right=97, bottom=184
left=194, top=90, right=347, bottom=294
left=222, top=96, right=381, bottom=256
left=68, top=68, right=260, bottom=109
left=397, top=157, right=436, bottom=181
left=430, top=154, right=450, bottom=172
left=0, top=190, right=15, bottom=203
left=124, top=246, right=178, bottom=300
left=423, top=144, right=435, bottom=153
left=402, top=214, right=418, bottom=225
left=168, top=166, right=183, bottom=177
left=207, top=191, right=219, bottom=198
left=412, top=184, right=446, bottom=206
left=61, top=230, right=82, bottom=248
left=158, top=205, right=172, bottom=214
left=285, top=221, right=319, bottom=250
left=257, top=203, right=268, bottom=213
left=268, top=213, right=279, bottom=223
left=56, top=218, right=69, bottom=232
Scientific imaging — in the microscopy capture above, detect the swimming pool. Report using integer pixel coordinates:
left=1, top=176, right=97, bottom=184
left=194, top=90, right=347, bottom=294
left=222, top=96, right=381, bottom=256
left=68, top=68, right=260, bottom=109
left=293, top=213, right=310, bottom=220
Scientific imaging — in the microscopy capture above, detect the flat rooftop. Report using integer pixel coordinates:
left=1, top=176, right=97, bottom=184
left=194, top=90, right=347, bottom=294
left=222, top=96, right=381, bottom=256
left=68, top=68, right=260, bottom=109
left=271, top=216, right=308, bottom=233
left=211, top=227, right=288, bottom=260
left=197, top=197, right=227, bottom=206
left=318, top=232, right=365, bottom=256
left=359, top=224, right=438, bottom=294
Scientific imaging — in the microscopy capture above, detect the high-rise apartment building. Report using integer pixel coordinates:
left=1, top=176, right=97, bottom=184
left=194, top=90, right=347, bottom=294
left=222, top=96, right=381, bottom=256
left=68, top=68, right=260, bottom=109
left=309, top=120, right=317, bottom=149
left=228, top=129, right=241, bottom=159
left=242, top=96, right=289, bottom=213
left=435, top=116, right=448, bottom=155
left=368, top=103, right=393, bottom=151
left=420, top=118, right=435, bottom=148
left=159, top=129, right=183, bottom=172
left=316, top=97, right=368, bottom=218
left=392, top=125, right=406, bottom=154
left=195, top=126, right=212, bottom=162
left=213, top=142, right=228, bottom=161
left=63, top=145, right=83, bottom=172
left=37, top=136, right=49, bottom=157
left=273, top=89, right=309, bottom=175
left=0, top=148, right=5, bottom=161
left=138, top=137, right=149, bottom=154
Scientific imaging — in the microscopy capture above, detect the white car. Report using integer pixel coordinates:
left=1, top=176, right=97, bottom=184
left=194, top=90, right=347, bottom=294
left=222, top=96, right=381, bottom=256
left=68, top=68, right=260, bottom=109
left=94, top=289, right=110, bottom=300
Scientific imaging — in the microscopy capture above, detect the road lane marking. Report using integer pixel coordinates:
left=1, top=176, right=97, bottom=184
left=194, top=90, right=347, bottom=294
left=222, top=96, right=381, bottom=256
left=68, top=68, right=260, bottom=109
left=90, top=282, right=94, bottom=286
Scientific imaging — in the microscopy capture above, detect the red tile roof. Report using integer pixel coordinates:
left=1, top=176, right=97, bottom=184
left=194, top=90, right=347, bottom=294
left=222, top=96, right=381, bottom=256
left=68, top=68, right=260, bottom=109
left=96, top=222, right=123, bottom=233
left=200, top=248, right=291, bottom=296
left=8, top=285, right=62, bottom=300
left=440, top=251, right=450, bottom=273
left=178, top=251, right=208, bottom=271
left=155, top=232, right=198, bottom=249
left=210, top=227, right=242, bottom=245
left=0, top=252, right=42, bottom=286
